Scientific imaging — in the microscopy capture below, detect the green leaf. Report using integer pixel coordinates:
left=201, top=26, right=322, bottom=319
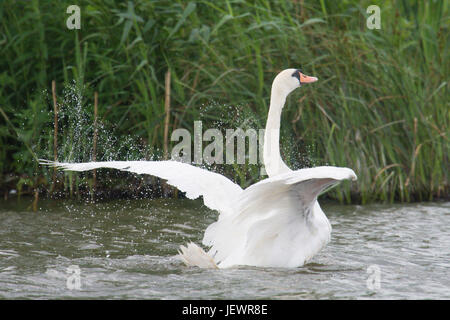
left=167, top=2, right=196, bottom=40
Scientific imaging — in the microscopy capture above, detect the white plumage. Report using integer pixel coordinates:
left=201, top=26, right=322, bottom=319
left=40, top=68, right=357, bottom=269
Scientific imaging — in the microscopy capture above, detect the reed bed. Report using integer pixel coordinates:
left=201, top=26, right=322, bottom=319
left=0, top=0, right=448, bottom=203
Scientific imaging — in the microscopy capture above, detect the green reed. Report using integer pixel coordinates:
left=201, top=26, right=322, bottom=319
left=0, top=0, right=448, bottom=203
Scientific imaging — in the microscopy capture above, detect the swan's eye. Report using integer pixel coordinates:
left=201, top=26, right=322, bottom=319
left=291, top=70, right=302, bottom=82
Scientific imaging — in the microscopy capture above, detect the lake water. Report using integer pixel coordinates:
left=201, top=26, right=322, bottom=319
left=0, top=198, right=448, bottom=299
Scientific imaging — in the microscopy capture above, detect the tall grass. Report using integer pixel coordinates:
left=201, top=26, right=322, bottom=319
left=0, top=0, right=448, bottom=203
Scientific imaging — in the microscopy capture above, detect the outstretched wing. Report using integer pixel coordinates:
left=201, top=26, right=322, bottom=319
left=240, top=166, right=357, bottom=212
left=40, top=160, right=242, bottom=214
left=204, top=166, right=357, bottom=267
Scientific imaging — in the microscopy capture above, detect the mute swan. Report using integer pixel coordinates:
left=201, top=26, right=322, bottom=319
left=40, top=68, right=356, bottom=269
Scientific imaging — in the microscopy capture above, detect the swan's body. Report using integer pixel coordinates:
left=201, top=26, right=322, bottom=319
left=41, top=68, right=356, bottom=269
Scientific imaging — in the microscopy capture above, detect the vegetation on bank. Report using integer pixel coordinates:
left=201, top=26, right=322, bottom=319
left=0, top=0, right=448, bottom=204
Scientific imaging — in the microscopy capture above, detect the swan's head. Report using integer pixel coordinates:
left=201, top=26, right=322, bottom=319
left=272, top=68, right=318, bottom=96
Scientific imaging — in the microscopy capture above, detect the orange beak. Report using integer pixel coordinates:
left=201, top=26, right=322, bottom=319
left=299, top=72, right=318, bottom=83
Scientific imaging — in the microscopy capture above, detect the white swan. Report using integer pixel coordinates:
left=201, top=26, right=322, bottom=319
left=40, top=69, right=356, bottom=269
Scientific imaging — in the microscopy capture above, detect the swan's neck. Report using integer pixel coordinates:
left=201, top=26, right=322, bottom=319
left=263, top=87, right=291, bottom=177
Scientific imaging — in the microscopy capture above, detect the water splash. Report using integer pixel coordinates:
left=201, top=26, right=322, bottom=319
left=197, top=100, right=319, bottom=174
left=35, top=81, right=163, bottom=199
left=49, top=81, right=154, bottom=163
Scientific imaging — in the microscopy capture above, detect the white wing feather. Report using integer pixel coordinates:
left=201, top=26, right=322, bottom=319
left=39, top=160, right=242, bottom=215
left=204, top=166, right=357, bottom=267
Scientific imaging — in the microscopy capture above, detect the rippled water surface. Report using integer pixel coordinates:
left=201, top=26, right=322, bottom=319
left=0, top=198, right=448, bottom=299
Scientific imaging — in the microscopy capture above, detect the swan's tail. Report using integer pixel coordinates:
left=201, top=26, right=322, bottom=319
left=178, top=242, right=218, bottom=269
